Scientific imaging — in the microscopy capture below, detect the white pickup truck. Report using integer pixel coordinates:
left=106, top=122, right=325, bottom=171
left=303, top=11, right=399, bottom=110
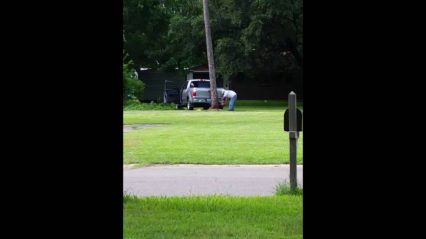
left=176, top=79, right=225, bottom=110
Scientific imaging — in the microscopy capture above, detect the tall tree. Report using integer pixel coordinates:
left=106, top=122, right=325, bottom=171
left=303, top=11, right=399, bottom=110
left=202, top=0, right=220, bottom=109
left=123, top=0, right=303, bottom=90
left=123, top=0, right=170, bottom=68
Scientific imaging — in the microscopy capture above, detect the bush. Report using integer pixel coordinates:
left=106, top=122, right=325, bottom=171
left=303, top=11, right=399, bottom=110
left=124, top=100, right=177, bottom=111
left=123, top=63, right=144, bottom=104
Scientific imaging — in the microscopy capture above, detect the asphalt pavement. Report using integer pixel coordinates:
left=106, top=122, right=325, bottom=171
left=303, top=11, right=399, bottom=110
left=124, top=164, right=303, bottom=196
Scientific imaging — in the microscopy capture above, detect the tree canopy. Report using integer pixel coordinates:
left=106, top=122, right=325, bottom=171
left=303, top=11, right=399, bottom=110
left=123, top=0, right=302, bottom=83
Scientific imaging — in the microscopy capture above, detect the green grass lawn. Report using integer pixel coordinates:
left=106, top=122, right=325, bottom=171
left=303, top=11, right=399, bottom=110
left=124, top=100, right=303, bottom=165
left=124, top=195, right=303, bottom=239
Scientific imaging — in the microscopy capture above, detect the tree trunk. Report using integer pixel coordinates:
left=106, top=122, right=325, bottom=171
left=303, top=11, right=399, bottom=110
left=202, top=0, right=220, bottom=109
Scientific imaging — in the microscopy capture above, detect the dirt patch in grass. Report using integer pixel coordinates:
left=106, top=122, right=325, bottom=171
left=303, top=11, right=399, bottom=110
left=123, top=124, right=165, bottom=132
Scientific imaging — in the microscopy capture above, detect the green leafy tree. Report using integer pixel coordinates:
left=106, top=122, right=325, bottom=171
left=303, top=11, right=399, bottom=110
left=123, top=0, right=303, bottom=87
left=123, top=51, right=144, bottom=103
left=123, top=0, right=170, bottom=68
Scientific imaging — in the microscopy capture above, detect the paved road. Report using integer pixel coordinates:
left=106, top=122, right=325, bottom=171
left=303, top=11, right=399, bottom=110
left=124, top=164, right=303, bottom=196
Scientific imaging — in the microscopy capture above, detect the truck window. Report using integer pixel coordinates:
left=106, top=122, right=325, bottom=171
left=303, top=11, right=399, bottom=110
left=191, top=81, right=210, bottom=88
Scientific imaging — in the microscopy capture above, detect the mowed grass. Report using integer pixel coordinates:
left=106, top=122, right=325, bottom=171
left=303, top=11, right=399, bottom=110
left=124, top=100, right=303, bottom=165
left=124, top=195, right=303, bottom=239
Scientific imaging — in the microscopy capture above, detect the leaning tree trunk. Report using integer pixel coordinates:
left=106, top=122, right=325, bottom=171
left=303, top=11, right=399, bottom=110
left=202, top=0, right=220, bottom=109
